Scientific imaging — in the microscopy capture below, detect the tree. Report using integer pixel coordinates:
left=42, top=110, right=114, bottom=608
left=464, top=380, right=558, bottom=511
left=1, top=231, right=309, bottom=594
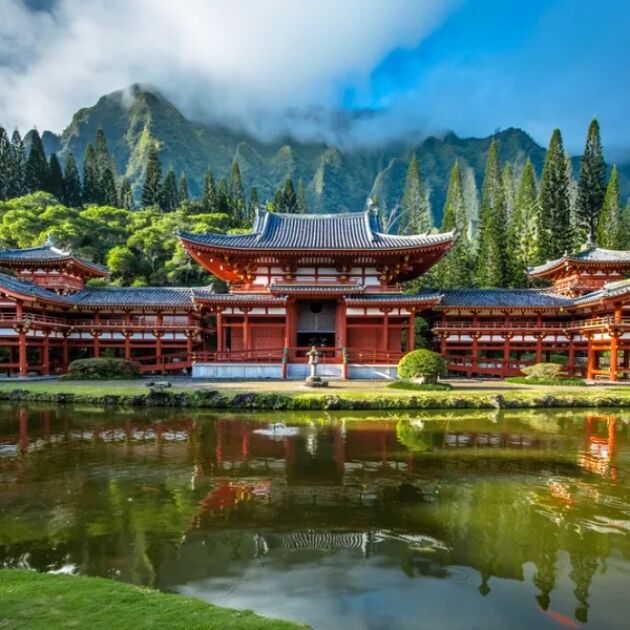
left=0, top=126, right=11, bottom=200
left=400, top=154, right=431, bottom=234
left=100, top=166, right=118, bottom=207
left=502, top=163, right=515, bottom=219
left=297, top=179, right=308, bottom=214
left=9, top=130, right=26, bottom=197
left=82, top=144, right=100, bottom=205
left=62, top=152, right=82, bottom=207
left=475, top=139, right=509, bottom=287
left=619, top=198, right=630, bottom=250
left=119, top=177, right=134, bottom=210
left=201, top=168, right=216, bottom=212
left=178, top=174, right=189, bottom=205
left=596, top=166, right=621, bottom=248
left=576, top=118, right=606, bottom=241
left=106, top=245, right=138, bottom=285
left=275, top=177, right=298, bottom=213
left=24, top=129, right=49, bottom=193
left=507, top=159, right=539, bottom=285
left=161, top=168, right=178, bottom=212
left=216, top=178, right=231, bottom=215
left=247, top=187, right=259, bottom=223
left=538, top=129, right=572, bottom=261
left=142, top=143, right=162, bottom=208
left=46, top=154, right=64, bottom=201
left=230, top=161, right=246, bottom=224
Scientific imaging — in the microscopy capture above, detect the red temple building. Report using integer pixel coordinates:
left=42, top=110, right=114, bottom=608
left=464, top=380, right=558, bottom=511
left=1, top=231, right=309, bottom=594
left=1, top=209, right=630, bottom=380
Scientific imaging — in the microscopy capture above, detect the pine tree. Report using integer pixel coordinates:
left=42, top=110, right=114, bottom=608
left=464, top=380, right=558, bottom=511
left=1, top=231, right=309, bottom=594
left=230, top=161, right=246, bottom=224
left=0, top=126, right=11, bottom=200
left=216, top=178, right=231, bottom=215
left=619, top=199, right=630, bottom=250
left=297, top=179, right=308, bottom=214
left=434, top=162, right=474, bottom=287
left=142, top=143, right=162, bottom=208
left=475, top=139, right=509, bottom=287
left=119, top=177, right=134, bottom=210
left=596, top=166, right=621, bottom=248
left=400, top=154, right=431, bottom=234
left=100, top=166, right=118, bottom=207
left=247, top=187, right=259, bottom=224
left=82, top=144, right=100, bottom=205
left=178, top=174, right=189, bottom=205
left=538, top=129, right=572, bottom=261
left=24, top=129, right=49, bottom=192
left=576, top=118, right=606, bottom=241
left=202, top=168, right=216, bottom=212
left=94, top=128, right=114, bottom=176
left=277, top=178, right=298, bottom=213
left=502, top=163, right=515, bottom=219
left=46, top=154, right=64, bottom=201
left=507, top=160, right=539, bottom=285
left=9, top=129, right=26, bottom=197
left=161, top=168, right=178, bottom=212
left=62, top=151, right=82, bottom=207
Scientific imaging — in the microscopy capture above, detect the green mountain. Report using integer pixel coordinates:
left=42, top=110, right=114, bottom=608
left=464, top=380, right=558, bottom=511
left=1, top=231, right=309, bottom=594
left=39, top=85, right=628, bottom=225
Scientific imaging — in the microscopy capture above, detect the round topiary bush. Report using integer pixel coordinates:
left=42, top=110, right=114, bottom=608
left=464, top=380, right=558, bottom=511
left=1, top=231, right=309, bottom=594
left=397, top=349, right=446, bottom=384
left=521, top=362, right=563, bottom=380
left=66, top=357, right=142, bottom=380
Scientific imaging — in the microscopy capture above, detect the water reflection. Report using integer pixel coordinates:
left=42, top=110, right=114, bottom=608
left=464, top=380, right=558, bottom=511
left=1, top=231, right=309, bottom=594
left=0, top=406, right=629, bottom=629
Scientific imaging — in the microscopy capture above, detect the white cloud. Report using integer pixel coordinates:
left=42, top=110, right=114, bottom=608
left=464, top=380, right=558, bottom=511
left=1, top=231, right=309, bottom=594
left=0, top=0, right=456, bottom=139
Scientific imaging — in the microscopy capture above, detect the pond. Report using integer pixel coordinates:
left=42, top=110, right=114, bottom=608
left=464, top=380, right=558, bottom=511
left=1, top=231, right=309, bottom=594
left=1, top=405, right=629, bottom=629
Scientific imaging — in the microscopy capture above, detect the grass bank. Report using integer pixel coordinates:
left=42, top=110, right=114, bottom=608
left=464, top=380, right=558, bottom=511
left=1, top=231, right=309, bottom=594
left=0, top=569, right=305, bottom=630
left=1, top=379, right=630, bottom=409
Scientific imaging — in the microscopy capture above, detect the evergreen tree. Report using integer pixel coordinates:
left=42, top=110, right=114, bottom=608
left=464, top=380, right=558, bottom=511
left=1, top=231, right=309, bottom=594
left=576, top=118, right=607, bottom=241
left=9, top=129, right=26, bottom=197
left=201, top=168, right=216, bottom=212
left=297, top=179, right=308, bottom=214
left=475, top=139, right=509, bottom=287
left=119, top=177, right=134, bottom=210
left=230, top=161, right=246, bottom=224
left=247, top=187, right=259, bottom=223
left=82, top=143, right=100, bottom=205
left=502, top=163, right=515, bottom=219
left=161, top=168, right=178, bottom=212
left=0, top=126, right=11, bottom=200
left=277, top=177, right=298, bottom=213
left=94, top=128, right=114, bottom=176
left=507, top=160, right=539, bottom=286
left=24, top=129, right=49, bottom=192
left=100, top=166, right=119, bottom=207
left=400, top=154, right=431, bottom=234
left=178, top=174, right=189, bottom=205
left=46, top=154, right=64, bottom=200
left=142, top=143, right=162, bottom=208
left=619, top=198, right=630, bottom=250
left=596, top=166, right=621, bottom=248
left=62, top=151, right=82, bottom=207
left=216, top=178, right=231, bottom=215
left=538, top=129, right=572, bottom=261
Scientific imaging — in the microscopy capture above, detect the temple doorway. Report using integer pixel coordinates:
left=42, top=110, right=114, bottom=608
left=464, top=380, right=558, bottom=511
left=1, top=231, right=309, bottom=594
left=296, top=300, right=336, bottom=349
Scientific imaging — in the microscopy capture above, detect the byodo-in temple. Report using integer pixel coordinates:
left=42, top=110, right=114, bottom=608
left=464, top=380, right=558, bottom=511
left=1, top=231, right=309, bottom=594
left=1, top=207, right=630, bottom=380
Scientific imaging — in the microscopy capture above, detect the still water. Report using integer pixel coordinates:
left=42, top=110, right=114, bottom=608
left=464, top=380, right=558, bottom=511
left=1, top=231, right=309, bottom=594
left=1, top=405, right=629, bottom=629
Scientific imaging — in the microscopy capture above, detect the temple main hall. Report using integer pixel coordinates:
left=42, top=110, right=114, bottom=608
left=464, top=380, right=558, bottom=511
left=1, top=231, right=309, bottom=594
left=1, top=208, right=629, bottom=380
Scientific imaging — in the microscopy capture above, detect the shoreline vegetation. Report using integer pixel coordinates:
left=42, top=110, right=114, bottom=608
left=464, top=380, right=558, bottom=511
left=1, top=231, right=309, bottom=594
left=0, top=569, right=305, bottom=630
left=1, top=380, right=630, bottom=410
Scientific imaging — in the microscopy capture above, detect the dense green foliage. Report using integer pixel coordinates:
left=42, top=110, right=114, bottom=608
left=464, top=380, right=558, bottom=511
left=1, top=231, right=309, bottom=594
left=0, top=570, right=303, bottom=630
left=397, top=349, right=446, bottom=383
left=66, top=357, right=141, bottom=379
left=521, top=362, right=564, bottom=379
left=386, top=380, right=452, bottom=391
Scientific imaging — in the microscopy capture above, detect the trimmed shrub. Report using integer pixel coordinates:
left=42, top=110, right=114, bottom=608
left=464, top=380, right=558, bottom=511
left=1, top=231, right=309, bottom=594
left=397, top=349, right=446, bottom=384
left=66, top=358, right=142, bottom=380
left=507, top=376, right=586, bottom=386
left=521, top=363, right=563, bottom=380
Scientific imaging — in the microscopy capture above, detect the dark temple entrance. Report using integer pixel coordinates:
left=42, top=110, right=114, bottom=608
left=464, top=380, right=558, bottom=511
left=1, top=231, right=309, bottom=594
left=296, top=300, right=336, bottom=348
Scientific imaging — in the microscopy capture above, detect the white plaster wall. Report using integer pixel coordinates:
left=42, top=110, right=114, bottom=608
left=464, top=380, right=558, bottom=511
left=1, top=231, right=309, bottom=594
left=192, top=363, right=283, bottom=379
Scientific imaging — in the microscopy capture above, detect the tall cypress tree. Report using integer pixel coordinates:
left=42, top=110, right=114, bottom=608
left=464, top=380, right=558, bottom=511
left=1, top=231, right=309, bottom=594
left=119, top=177, right=134, bottom=210
left=82, top=144, right=100, bottom=205
left=230, top=161, right=246, bottom=224
left=46, top=154, right=64, bottom=200
left=0, top=126, right=11, bottom=200
left=276, top=177, right=298, bottom=213
left=576, top=118, right=606, bottom=241
left=62, top=151, right=82, bottom=207
left=161, top=168, right=178, bottom=212
left=618, top=198, right=630, bottom=250
left=248, top=187, right=259, bottom=222
left=216, top=178, right=231, bottom=215
left=9, top=129, right=26, bottom=197
left=596, top=166, right=621, bottom=248
left=94, top=128, right=113, bottom=175
left=475, top=139, right=509, bottom=287
left=178, top=174, right=189, bottom=205
left=502, top=163, right=515, bottom=219
left=538, top=129, right=572, bottom=261
left=202, top=168, right=216, bottom=212
left=24, top=129, right=49, bottom=193
left=400, top=153, right=431, bottom=234
left=142, top=143, right=162, bottom=208
left=507, top=160, right=539, bottom=286
left=296, top=179, right=308, bottom=214
left=100, top=166, right=118, bottom=207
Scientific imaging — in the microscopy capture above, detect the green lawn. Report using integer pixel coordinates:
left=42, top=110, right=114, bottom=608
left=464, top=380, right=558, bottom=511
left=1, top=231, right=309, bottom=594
left=0, top=569, right=306, bottom=630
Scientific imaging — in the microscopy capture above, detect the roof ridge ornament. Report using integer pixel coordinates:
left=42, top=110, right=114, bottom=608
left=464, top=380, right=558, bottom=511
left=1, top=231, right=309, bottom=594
left=585, top=230, right=595, bottom=250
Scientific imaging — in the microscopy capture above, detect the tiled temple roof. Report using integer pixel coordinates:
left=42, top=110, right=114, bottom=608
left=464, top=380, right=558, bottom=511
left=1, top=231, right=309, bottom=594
left=528, top=247, right=630, bottom=277
left=68, top=286, right=215, bottom=308
left=0, top=272, right=71, bottom=305
left=435, top=289, right=573, bottom=308
left=572, top=278, right=630, bottom=305
left=345, top=293, right=442, bottom=304
left=269, top=281, right=365, bottom=295
left=180, top=209, right=454, bottom=252
left=0, top=245, right=109, bottom=275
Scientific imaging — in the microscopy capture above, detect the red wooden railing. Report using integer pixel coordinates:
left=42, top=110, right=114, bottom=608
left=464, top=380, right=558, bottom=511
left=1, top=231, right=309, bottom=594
left=432, top=320, right=568, bottom=331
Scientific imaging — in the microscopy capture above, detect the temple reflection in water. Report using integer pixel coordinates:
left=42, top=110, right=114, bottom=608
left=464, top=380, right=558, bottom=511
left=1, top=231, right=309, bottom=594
left=1, top=406, right=629, bottom=628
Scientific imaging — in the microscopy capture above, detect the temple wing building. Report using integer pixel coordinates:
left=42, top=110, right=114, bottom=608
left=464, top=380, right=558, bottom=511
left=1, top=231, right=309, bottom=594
left=0, top=210, right=629, bottom=380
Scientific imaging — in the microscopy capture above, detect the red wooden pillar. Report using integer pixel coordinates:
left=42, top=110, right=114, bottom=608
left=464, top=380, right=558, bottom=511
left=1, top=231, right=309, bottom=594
left=535, top=334, right=543, bottom=364
left=407, top=311, right=415, bottom=352
left=243, top=309, right=250, bottom=354
left=381, top=309, right=389, bottom=353
left=62, top=335, right=69, bottom=373
left=156, top=312, right=164, bottom=358
left=567, top=336, right=575, bottom=377
left=215, top=309, right=224, bottom=354
left=610, top=334, right=619, bottom=381
left=124, top=311, right=132, bottom=360
left=337, top=300, right=348, bottom=379
left=42, top=334, right=50, bottom=375
left=502, top=334, right=511, bottom=377
left=18, top=330, right=27, bottom=377
left=587, top=337, right=595, bottom=380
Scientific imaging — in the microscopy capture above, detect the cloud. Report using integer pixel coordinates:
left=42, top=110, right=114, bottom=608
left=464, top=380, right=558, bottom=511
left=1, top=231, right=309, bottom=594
left=0, top=0, right=456, bottom=141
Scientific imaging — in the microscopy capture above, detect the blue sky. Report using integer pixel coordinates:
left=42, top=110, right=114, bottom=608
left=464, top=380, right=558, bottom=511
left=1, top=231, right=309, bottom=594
left=2, top=0, right=629, bottom=155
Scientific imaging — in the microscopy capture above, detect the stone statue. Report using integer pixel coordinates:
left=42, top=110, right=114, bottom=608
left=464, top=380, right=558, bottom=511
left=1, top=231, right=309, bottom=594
left=306, top=345, right=319, bottom=378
